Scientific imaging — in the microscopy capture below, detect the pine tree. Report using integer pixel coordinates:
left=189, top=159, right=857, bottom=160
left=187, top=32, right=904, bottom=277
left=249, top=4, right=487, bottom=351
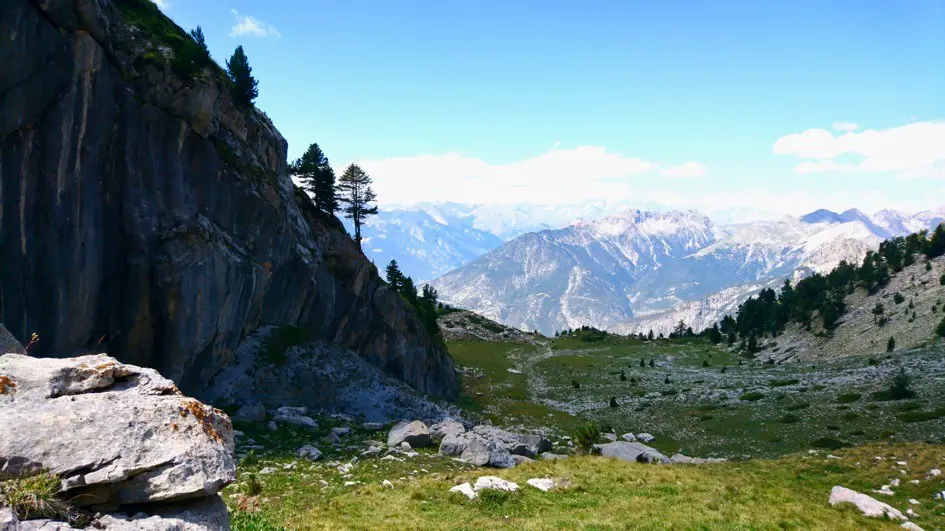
left=337, top=164, right=378, bottom=251
left=290, top=143, right=337, bottom=213
left=385, top=260, right=404, bottom=291
left=226, top=45, right=259, bottom=107
left=401, top=276, right=417, bottom=304
left=702, top=359, right=710, bottom=368
left=872, top=303, right=885, bottom=324
left=648, top=359, right=654, bottom=368
left=190, top=26, right=209, bottom=56
left=887, top=336, right=896, bottom=352
left=647, top=329, right=654, bottom=341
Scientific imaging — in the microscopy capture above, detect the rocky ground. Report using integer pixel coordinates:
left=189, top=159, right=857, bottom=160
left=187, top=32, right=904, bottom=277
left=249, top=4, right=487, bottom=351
left=438, top=310, right=541, bottom=344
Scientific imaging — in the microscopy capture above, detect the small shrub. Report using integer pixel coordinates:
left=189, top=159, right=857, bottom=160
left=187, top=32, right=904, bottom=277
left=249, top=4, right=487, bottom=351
left=810, top=437, right=849, bottom=450
left=609, top=397, right=619, bottom=408
left=897, top=401, right=921, bottom=411
left=769, top=378, right=799, bottom=387
left=836, top=392, right=861, bottom=404
left=619, top=370, right=627, bottom=381
left=660, top=389, right=678, bottom=396
left=826, top=425, right=840, bottom=431
left=785, top=401, right=811, bottom=411
left=849, top=430, right=866, bottom=436
left=893, top=293, right=905, bottom=305
left=926, top=261, right=933, bottom=271
left=739, top=391, right=765, bottom=402
left=868, top=357, right=879, bottom=366
left=664, top=375, right=671, bottom=384
left=702, top=359, right=710, bottom=367
left=886, top=336, right=896, bottom=352
left=841, top=412, right=859, bottom=421
left=0, top=472, right=72, bottom=522
left=244, top=473, right=263, bottom=496
left=779, top=413, right=801, bottom=424
left=571, top=379, right=580, bottom=389
left=573, top=422, right=601, bottom=453
left=870, top=368, right=916, bottom=401
left=898, top=407, right=945, bottom=423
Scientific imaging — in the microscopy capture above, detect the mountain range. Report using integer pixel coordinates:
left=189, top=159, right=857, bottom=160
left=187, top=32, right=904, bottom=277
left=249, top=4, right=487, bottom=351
left=425, top=207, right=944, bottom=335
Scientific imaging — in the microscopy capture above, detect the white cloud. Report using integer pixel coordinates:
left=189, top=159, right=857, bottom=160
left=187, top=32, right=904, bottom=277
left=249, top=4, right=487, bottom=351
left=773, top=121, right=945, bottom=179
left=352, top=146, right=701, bottom=206
left=152, top=0, right=169, bottom=9
left=660, top=161, right=708, bottom=179
left=230, top=10, right=281, bottom=38
left=832, top=122, right=858, bottom=132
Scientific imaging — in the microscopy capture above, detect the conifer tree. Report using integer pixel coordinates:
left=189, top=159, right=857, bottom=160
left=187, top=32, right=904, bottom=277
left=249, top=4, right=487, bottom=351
left=887, top=336, right=896, bottom=352
left=190, top=26, right=209, bottom=56
left=226, top=45, right=259, bottom=107
left=337, top=164, right=378, bottom=251
left=290, top=143, right=337, bottom=214
left=385, top=260, right=404, bottom=291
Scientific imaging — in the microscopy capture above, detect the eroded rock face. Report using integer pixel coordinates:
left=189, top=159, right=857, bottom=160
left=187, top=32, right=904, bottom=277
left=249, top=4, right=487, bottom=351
left=0, top=354, right=235, bottom=508
left=0, top=0, right=457, bottom=400
left=439, top=425, right=551, bottom=467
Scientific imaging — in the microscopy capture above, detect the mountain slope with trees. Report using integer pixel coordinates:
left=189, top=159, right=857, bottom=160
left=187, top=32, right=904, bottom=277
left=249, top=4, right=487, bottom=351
left=715, top=224, right=945, bottom=360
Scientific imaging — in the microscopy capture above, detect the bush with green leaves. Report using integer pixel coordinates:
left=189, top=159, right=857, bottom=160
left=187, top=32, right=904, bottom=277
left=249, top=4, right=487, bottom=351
left=893, top=292, right=905, bottom=304
left=573, top=421, right=601, bottom=453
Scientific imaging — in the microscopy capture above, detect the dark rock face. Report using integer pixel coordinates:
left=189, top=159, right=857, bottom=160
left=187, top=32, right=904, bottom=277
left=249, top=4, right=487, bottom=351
left=0, top=0, right=457, bottom=399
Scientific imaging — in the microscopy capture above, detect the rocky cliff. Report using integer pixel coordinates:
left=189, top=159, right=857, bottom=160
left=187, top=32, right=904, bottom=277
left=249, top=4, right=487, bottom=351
left=0, top=0, right=457, bottom=398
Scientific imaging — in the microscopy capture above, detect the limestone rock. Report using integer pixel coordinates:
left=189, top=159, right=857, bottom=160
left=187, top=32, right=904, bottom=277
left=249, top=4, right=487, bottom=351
left=539, top=452, right=568, bottom=460
left=636, top=433, right=655, bottom=443
left=272, top=407, right=318, bottom=432
left=473, top=476, right=518, bottom=492
left=297, top=445, right=323, bottom=461
left=526, top=478, right=557, bottom=492
left=449, top=482, right=477, bottom=500
left=430, top=419, right=466, bottom=441
left=232, top=403, right=266, bottom=423
left=387, top=421, right=431, bottom=448
left=594, top=441, right=669, bottom=464
left=828, top=486, right=906, bottom=520
left=0, top=325, right=25, bottom=355
left=0, top=354, right=235, bottom=507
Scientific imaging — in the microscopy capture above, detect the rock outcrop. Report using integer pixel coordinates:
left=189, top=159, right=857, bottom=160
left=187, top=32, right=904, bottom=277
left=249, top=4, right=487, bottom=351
left=439, top=424, right=551, bottom=468
left=0, top=353, right=234, bottom=528
left=594, top=441, right=670, bottom=464
left=0, top=0, right=457, bottom=400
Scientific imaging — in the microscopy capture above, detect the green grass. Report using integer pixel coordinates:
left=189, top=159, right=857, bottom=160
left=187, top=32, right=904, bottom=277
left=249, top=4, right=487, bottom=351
left=0, top=471, right=75, bottom=523
left=899, top=407, right=945, bottom=423
left=229, top=434, right=945, bottom=530
left=116, top=0, right=220, bottom=80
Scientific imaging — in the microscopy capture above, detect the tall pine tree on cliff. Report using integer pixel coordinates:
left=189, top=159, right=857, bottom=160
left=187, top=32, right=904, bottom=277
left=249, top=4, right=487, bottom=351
left=226, top=45, right=258, bottom=107
left=290, top=143, right=338, bottom=214
left=337, top=163, right=378, bottom=251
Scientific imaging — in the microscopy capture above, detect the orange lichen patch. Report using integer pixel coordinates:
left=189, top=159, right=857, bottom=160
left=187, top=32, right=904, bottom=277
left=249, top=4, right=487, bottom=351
left=0, top=375, right=16, bottom=395
left=179, top=398, right=224, bottom=442
left=260, top=261, right=273, bottom=273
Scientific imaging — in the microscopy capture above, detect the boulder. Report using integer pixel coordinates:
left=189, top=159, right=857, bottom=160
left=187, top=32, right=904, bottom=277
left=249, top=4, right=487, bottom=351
left=0, top=325, right=25, bottom=355
left=0, top=496, right=229, bottom=530
left=430, top=419, right=466, bottom=441
left=594, top=441, right=669, bottom=464
left=512, top=455, right=535, bottom=466
left=602, top=433, right=618, bottom=442
left=637, top=433, right=655, bottom=443
left=539, top=452, right=568, bottom=461
left=449, top=483, right=477, bottom=500
left=297, top=445, right=323, bottom=461
left=387, top=421, right=432, bottom=448
left=0, top=354, right=235, bottom=507
left=272, top=408, right=319, bottom=432
left=527, top=478, right=557, bottom=492
left=473, top=476, right=518, bottom=492
left=232, top=403, right=266, bottom=423
left=621, top=433, right=636, bottom=442
left=828, top=486, right=906, bottom=520
left=470, top=425, right=551, bottom=458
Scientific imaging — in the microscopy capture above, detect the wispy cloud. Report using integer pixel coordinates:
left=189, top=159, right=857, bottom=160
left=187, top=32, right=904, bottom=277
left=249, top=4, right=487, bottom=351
left=832, top=122, right=858, bottom=132
left=230, top=9, right=281, bottom=38
left=773, top=121, right=945, bottom=180
left=351, top=146, right=708, bottom=206
left=660, top=162, right=708, bottom=179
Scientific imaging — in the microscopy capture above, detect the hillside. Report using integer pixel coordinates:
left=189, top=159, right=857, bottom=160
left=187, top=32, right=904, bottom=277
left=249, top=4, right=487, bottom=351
left=761, top=254, right=945, bottom=362
left=0, top=0, right=456, bottom=398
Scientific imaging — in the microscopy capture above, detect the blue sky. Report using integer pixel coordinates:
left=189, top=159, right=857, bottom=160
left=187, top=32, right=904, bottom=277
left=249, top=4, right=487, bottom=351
left=155, top=0, right=945, bottom=217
